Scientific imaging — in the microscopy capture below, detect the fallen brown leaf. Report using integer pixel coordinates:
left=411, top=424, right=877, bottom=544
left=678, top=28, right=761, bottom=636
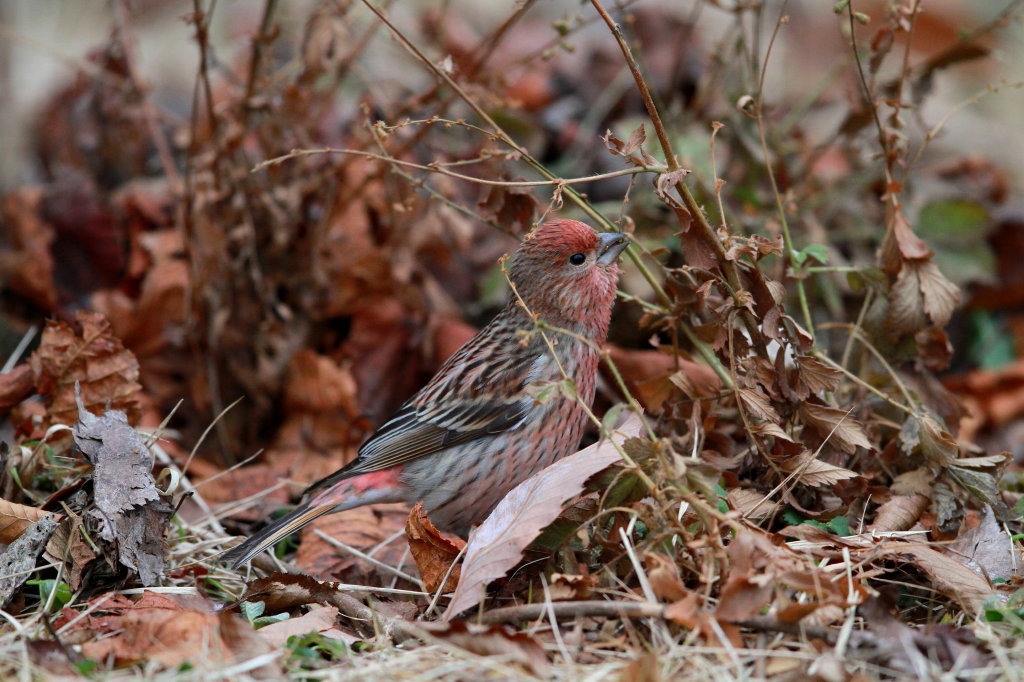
left=798, top=402, right=872, bottom=454
left=444, top=413, right=643, bottom=619
left=30, top=311, right=142, bottom=426
left=727, top=488, right=781, bottom=522
left=644, top=552, right=687, bottom=602
left=44, top=519, right=96, bottom=591
left=405, top=502, right=466, bottom=593
left=868, top=494, right=929, bottom=532
left=257, top=605, right=355, bottom=648
left=0, top=498, right=62, bottom=544
left=949, top=506, right=1019, bottom=582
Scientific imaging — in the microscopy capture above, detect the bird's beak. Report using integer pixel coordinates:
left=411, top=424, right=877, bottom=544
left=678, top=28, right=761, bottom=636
left=596, top=233, right=629, bottom=266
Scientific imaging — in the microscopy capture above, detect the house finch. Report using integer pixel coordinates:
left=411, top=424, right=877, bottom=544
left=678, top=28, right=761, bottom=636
left=224, top=219, right=628, bottom=567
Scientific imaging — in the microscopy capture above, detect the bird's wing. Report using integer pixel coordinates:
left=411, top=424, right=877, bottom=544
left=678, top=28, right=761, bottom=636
left=302, top=393, right=532, bottom=499
left=303, top=310, right=552, bottom=500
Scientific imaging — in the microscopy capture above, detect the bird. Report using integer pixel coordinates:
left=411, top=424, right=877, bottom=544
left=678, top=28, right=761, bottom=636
left=224, top=219, right=629, bottom=567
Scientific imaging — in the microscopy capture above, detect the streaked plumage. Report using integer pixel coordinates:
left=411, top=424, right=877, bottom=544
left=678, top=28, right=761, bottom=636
left=224, top=219, right=627, bottom=567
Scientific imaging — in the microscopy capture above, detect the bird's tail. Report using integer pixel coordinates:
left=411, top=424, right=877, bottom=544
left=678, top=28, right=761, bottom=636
left=222, top=501, right=336, bottom=569
left=222, top=468, right=406, bottom=568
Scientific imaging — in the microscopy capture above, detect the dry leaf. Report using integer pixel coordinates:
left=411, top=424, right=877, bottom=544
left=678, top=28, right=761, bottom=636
left=444, top=413, right=643, bottom=619
left=547, top=572, right=596, bottom=601
left=644, top=553, right=687, bottom=602
left=283, top=349, right=359, bottom=416
left=868, top=494, right=929, bottom=532
left=30, top=311, right=142, bottom=426
left=0, top=188, right=56, bottom=310
left=0, top=498, right=62, bottom=544
left=794, top=355, right=842, bottom=394
left=799, top=402, right=872, bottom=454
left=72, top=592, right=268, bottom=672
left=884, top=543, right=992, bottom=610
left=736, top=387, right=780, bottom=423
left=728, top=488, right=781, bottom=521
left=406, top=502, right=466, bottom=593
left=257, top=605, right=355, bottom=647
left=916, top=260, right=960, bottom=328
left=72, top=387, right=173, bottom=585
left=0, top=514, right=59, bottom=607
left=949, top=507, right=1019, bottom=582
left=880, top=211, right=932, bottom=271
left=891, top=468, right=934, bottom=496
left=44, top=519, right=96, bottom=591
left=780, top=454, right=860, bottom=488
left=887, top=260, right=960, bottom=339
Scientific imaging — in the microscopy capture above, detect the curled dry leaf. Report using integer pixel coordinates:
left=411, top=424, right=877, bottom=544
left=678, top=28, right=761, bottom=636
left=868, top=494, right=929, bottom=532
left=443, top=413, right=643, bottom=619
left=887, top=260, right=960, bottom=340
left=29, top=311, right=142, bottom=426
left=547, top=572, right=596, bottom=601
left=477, top=183, right=538, bottom=236
left=72, top=386, right=173, bottom=585
left=0, top=498, right=62, bottom=544
left=406, top=502, right=466, bottom=593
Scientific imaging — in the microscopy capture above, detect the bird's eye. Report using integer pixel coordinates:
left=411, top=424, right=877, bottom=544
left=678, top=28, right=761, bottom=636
left=568, top=253, right=586, bottom=266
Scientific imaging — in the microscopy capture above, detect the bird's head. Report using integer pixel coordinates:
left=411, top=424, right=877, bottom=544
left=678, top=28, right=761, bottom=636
left=507, top=219, right=628, bottom=336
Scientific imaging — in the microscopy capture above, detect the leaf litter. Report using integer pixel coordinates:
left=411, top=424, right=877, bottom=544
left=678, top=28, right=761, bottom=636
left=0, top=1, right=1022, bottom=680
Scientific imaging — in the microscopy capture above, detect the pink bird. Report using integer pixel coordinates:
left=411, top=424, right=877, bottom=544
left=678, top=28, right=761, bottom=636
left=225, top=219, right=628, bottom=567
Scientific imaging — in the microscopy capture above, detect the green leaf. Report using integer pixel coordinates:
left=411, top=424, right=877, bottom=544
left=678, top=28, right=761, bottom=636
left=782, top=509, right=804, bottom=526
left=27, top=579, right=72, bottom=610
left=1015, top=496, right=1024, bottom=518
left=73, top=659, right=99, bottom=676
left=286, top=632, right=349, bottom=665
left=239, top=600, right=266, bottom=622
left=252, top=612, right=291, bottom=629
left=794, top=243, right=828, bottom=266
left=826, top=515, right=851, bottom=536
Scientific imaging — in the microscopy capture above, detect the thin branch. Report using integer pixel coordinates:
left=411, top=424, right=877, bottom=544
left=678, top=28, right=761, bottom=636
left=254, top=146, right=656, bottom=187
